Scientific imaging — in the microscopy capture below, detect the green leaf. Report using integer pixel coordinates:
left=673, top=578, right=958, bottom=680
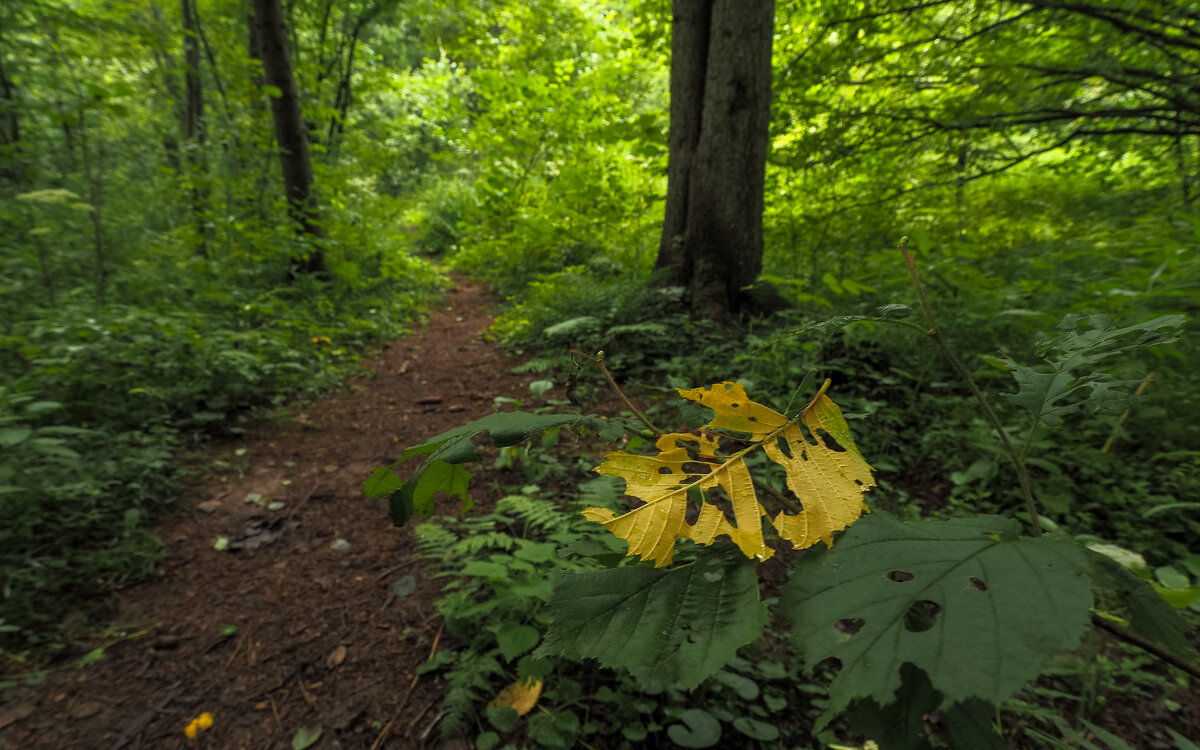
left=0, top=427, right=32, bottom=447
left=944, top=699, right=1005, bottom=750
left=667, top=709, right=722, bottom=748
left=389, top=459, right=470, bottom=525
left=404, top=412, right=583, bottom=465
left=1087, top=551, right=1198, bottom=659
left=291, top=726, right=322, bottom=749
left=731, top=717, right=779, bottom=741
left=378, top=412, right=585, bottom=522
left=535, top=551, right=764, bottom=690
left=496, top=622, right=540, bottom=659
left=846, top=663, right=938, bottom=750
left=363, top=467, right=404, bottom=498
left=476, top=731, right=501, bottom=750
left=388, top=488, right=415, bottom=526
left=779, top=513, right=1092, bottom=718
left=486, top=705, right=519, bottom=732
left=712, top=670, right=758, bottom=700
left=262, top=84, right=283, bottom=98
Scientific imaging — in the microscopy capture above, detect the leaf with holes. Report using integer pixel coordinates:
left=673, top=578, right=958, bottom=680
left=583, top=380, right=874, bottom=566
left=778, top=513, right=1092, bottom=720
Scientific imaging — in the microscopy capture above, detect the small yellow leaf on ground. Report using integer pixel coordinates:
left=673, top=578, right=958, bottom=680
left=488, top=677, right=543, bottom=716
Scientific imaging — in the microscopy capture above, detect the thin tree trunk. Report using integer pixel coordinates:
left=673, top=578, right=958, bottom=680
left=955, top=142, right=969, bottom=237
left=0, top=43, right=25, bottom=185
left=182, top=0, right=209, bottom=257
left=250, top=0, right=325, bottom=275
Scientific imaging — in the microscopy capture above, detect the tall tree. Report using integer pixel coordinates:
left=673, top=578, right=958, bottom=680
left=654, top=0, right=775, bottom=320
left=251, top=0, right=325, bottom=275
left=181, top=0, right=209, bottom=256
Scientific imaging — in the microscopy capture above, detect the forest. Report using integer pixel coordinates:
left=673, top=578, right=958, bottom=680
left=0, top=0, right=1198, bottom=748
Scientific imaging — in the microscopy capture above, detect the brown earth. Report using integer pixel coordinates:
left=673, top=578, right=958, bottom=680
left=1, top=279, right=537, bottom=750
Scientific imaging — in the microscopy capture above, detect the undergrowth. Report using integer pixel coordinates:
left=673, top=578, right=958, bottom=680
left=0, top=269, right=443, bottom=658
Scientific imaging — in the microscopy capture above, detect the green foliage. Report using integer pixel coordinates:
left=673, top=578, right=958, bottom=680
left=998, top=314, right=1184, bottom=426
left=779, top=514, right=1095, bottom=720
left=536, top=551, right=765, bottom=691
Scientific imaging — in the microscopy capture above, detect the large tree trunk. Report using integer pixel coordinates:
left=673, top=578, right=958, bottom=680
left=250, top=0, right=325, bottom=275
left=655, top=0, right=775, bottom=321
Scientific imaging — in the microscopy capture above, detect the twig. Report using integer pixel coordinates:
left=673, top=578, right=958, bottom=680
left=296, top=675, right=316, bottom=705
left=570, top=349, right=662, bottom=436
left=371, top=619, right=447, bottom=748
left=1091, top=613, right=1200, bottom=680
left=405, top=698, right=437, bottom=737
left=898, top=237, right=1043, bottom=536
left=374, top=556, right=419, bottom=583
left=418, top=708, right=445, bottom=742
left=267, top=694, right=283, bottom=734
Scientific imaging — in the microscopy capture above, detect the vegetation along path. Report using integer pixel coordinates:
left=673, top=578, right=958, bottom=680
left=4, top=280, right=535, bottom=750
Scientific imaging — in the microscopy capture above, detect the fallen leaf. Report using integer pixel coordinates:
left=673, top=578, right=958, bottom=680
left=326, top=645, right=347, bottom=669
left=291, top=726, right=323, bottom=750
left=390, top=574, right=416, bottom=597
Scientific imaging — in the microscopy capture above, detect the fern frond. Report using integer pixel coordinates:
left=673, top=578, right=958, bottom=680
left=414, top=522, right=456, bottom=560
left=496, top=495, right=566, bottom=533
left=441, top=650, right=504, bottom=739
left=450, top=531, right=519, bottom=556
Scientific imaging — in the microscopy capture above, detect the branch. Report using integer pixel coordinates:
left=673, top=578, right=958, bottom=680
left=1091, top=613, right=1200, bottom=681
left=570, top=349, right=662, bottom=437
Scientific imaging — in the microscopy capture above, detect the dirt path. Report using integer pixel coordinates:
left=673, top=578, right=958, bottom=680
left=3, top=279, right=537, bottom=750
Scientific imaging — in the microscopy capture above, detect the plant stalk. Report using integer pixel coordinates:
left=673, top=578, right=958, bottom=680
left=1090, top=613, right=1200, bottom=681
left=570, top=349, right=662, bottom=436
left=898, top=237, right=1043, bottom=536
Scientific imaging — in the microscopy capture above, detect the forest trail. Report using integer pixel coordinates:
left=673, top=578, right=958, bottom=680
left=4, top=279, right=537, bottom=750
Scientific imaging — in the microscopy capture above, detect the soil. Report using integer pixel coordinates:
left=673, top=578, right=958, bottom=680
left=1, top=279, right=538, bottom=750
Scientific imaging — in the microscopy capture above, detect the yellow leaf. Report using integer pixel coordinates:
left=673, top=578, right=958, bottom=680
left=488, top=677, right=543, bottom=716
left=584, top=380, right=873, bottom=566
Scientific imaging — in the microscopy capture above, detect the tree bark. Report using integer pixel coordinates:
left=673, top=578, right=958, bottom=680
left=655, top=0, right=775, bottom=321
left=181, top=0, right=209, bottom=257
left=250, top=0, right=325, bottom=275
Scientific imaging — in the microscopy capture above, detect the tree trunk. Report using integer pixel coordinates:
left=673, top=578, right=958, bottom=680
left=250, top=0, right=325, bottom=275
left=182, top=0, right=209, bottom=257
left=0, top=25, right=25, bottom=186
left=654, top=0, right=775, bottom=321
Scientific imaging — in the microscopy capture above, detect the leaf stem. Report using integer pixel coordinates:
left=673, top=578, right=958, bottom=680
left=1090, top=613, right=1200, bottom=680
left=570, top=349, right=662, bottom=437
left=897, top=237, right=1043, bottom=536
